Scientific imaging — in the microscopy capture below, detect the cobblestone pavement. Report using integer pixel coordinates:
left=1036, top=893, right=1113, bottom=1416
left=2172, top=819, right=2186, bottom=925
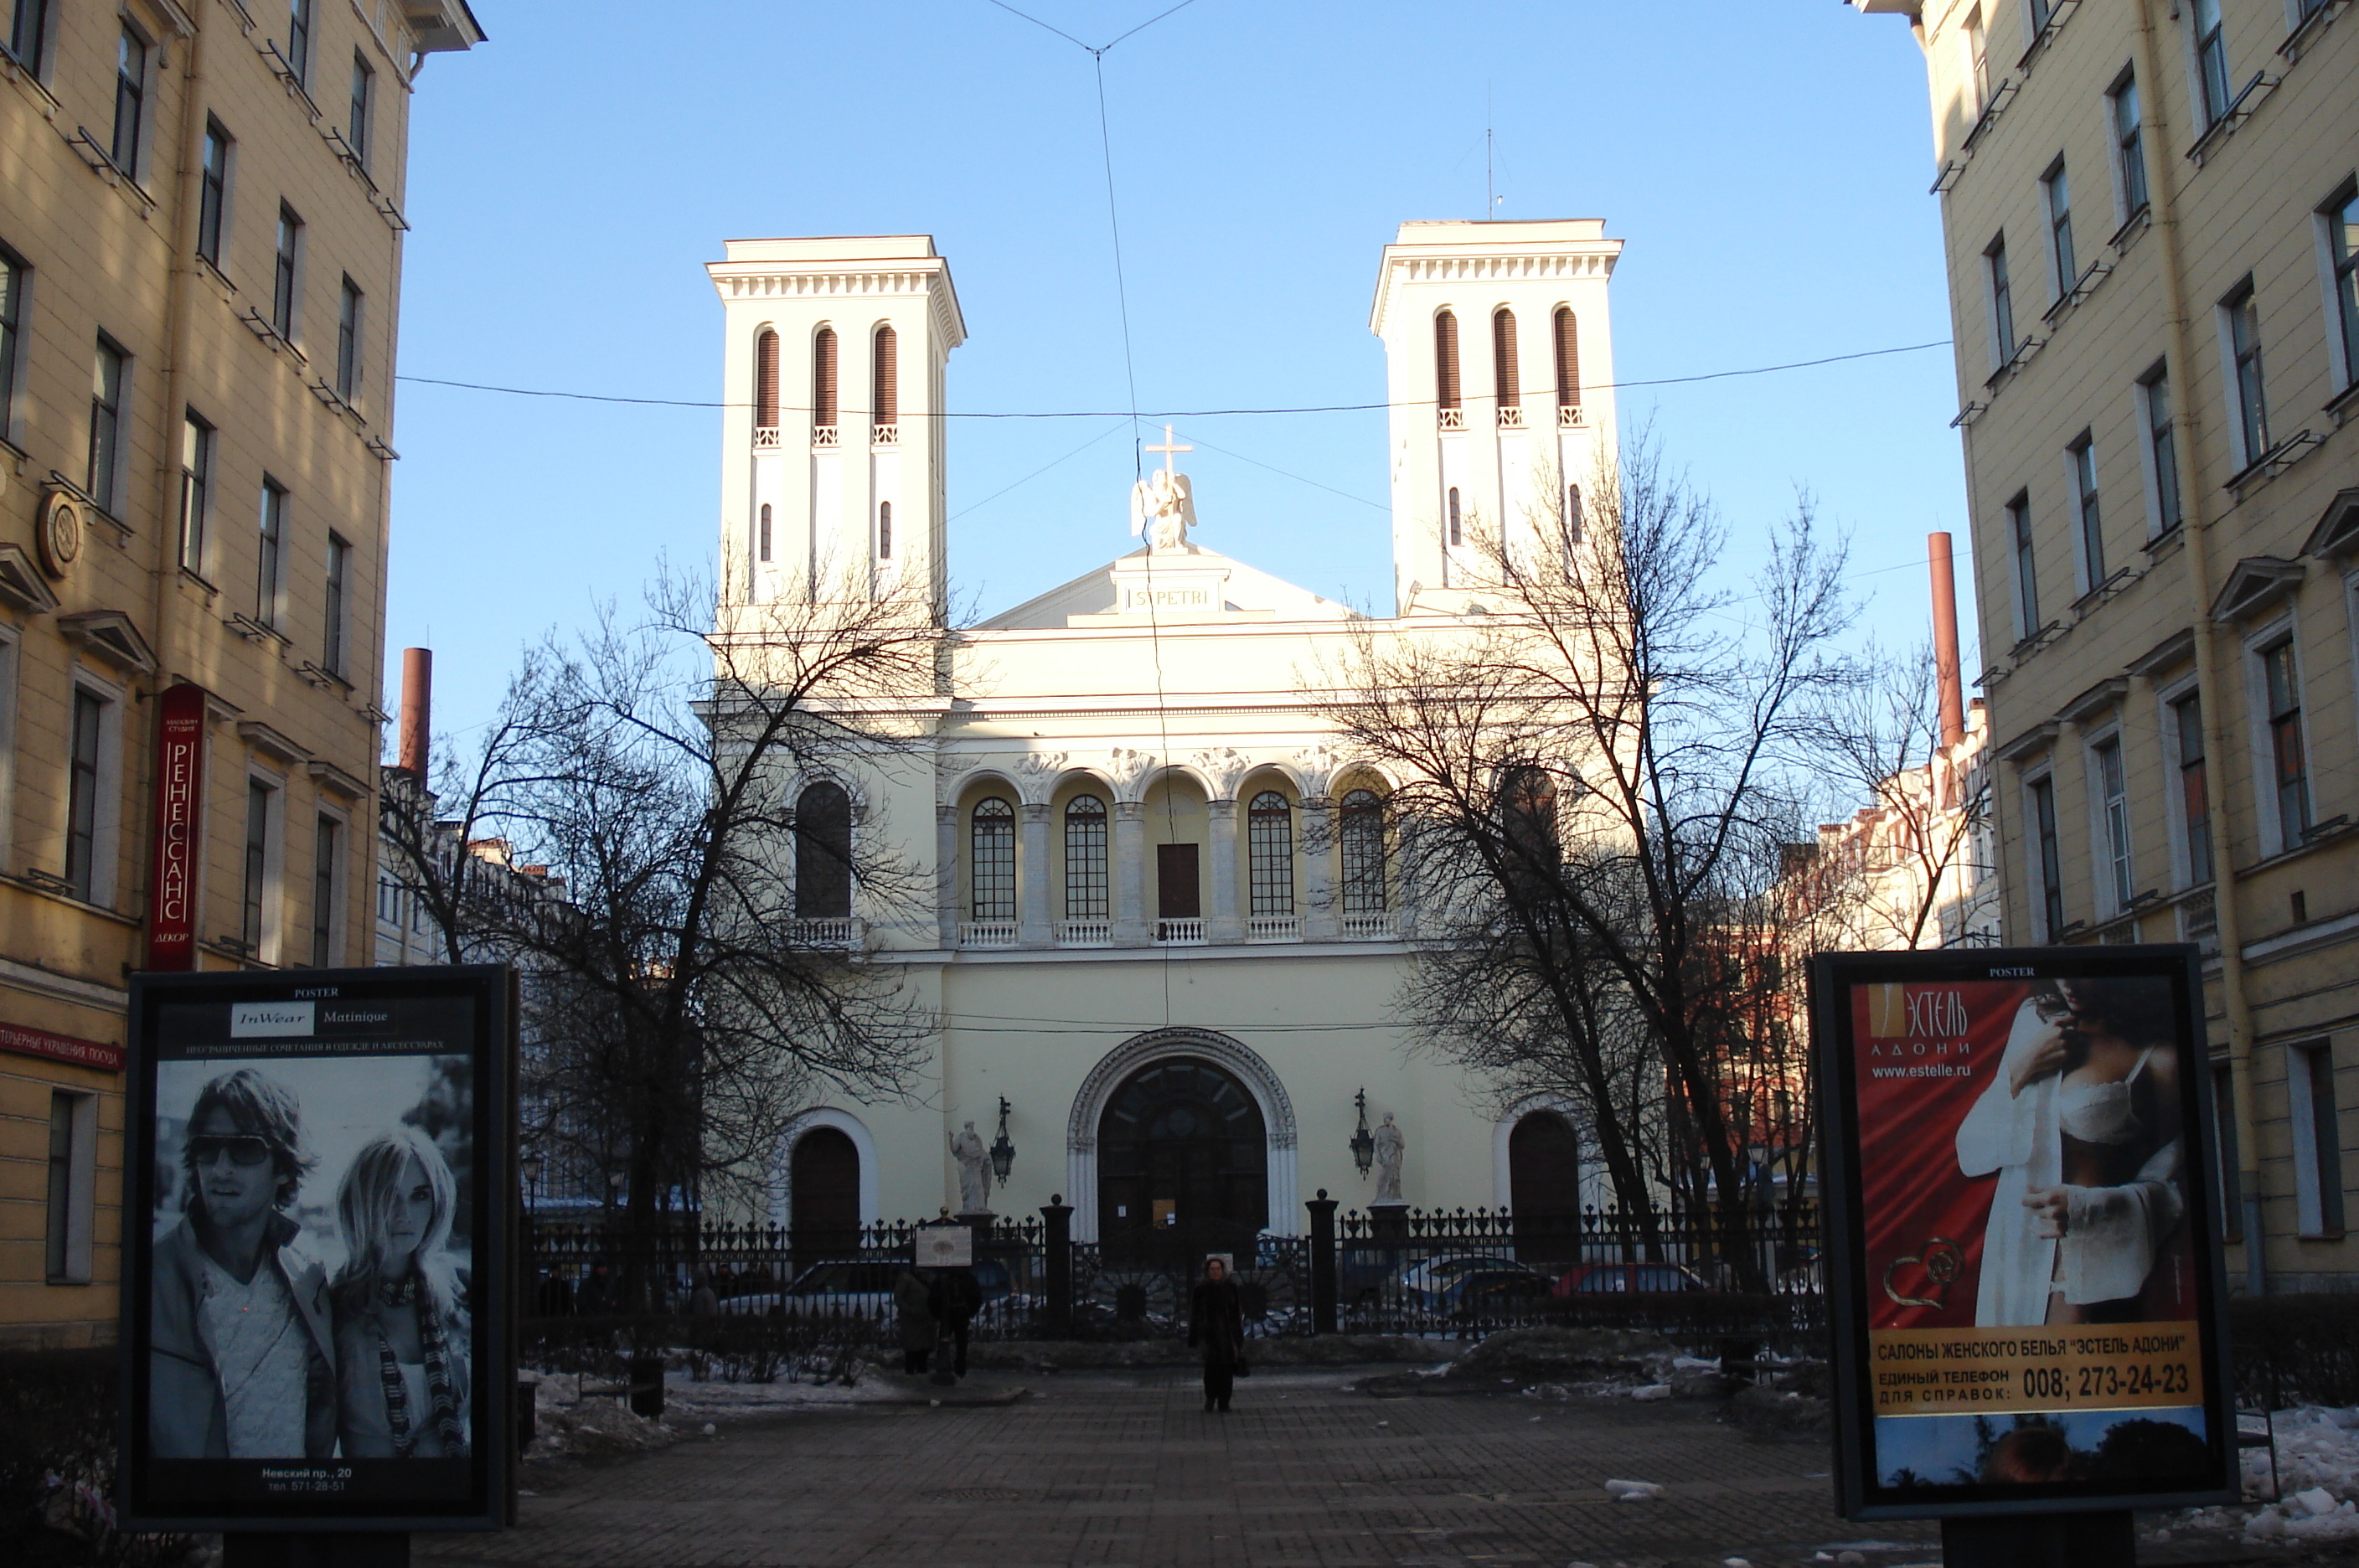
left=418, top=1366, right=1940, bottom=1568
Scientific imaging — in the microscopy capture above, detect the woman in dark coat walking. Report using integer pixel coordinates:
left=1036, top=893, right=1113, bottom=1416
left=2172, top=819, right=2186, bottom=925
left=1186, top=1256, right=1246, bottom=1412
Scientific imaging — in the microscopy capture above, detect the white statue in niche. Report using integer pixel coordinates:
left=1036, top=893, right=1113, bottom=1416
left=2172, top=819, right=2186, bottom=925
left=1129, top=426, right=1198, bottom=554
left=1372, top=1112, right=1407, bottom=1203
left=950, top=1121, right=992, bottom=1214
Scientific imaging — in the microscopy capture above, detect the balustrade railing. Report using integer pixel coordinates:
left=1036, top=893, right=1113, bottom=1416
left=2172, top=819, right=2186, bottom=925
left=752, top=426, right=781, bottom=451
left=1495, top=405, right=1525, bottom=430
left=1057, top=919, right=1113, bottom=947
left=787, top=917, right=861, bottom=948
left=870, top=423, right=899, bottom=446
left=1556, top=403, right=1585, bottom=429
left=811, top=425, right=840, bottom=449
left=1339, top=910, right=1396, bottom=940
left=1154, top=917, right=1205, bottom=945
left=1436, top=407, right=1465, bottom=431
left=1244, top=914, right=1299, bottom=942
left=959, top=920, right=1019, bottom=949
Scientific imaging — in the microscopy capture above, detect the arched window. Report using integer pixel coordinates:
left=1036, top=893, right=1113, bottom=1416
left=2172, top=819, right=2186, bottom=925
left=872, top=324, right=897, bottom=425
left=753, top=329, right=780, bottom=427
left=1565, top=484, right=1583, bottom=544
left=1492, top=307, right=1520, bottom=407
left=1553, top=307, right=1580, bottom=409
left=1447, top=487, right=1463, bottom=548
left=1064, top=794, right=1108, bottom=919
left=1340, top=788, right=1386, bottom=914
left=876, top=500, right=892, bottom=560
left=1247, top=790, right=1294, bottom=917
left=794, top=781, right=853, bottom=919
left=1433, top=310, right=1461, bottom=410
left=1500, top=765, right=1559, bottom=897
left=757, top=503, right=772, bottom=563
left=812, top=327, right=839, bottom=428
left=970, top=797, right=1015, bottom=921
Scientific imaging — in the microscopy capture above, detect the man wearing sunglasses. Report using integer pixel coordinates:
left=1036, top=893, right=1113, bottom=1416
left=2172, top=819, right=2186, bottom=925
left=150, top=1069, right=338, bottom=1459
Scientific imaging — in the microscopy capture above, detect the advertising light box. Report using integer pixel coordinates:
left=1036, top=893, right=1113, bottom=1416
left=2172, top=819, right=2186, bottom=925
left=118, top=967, right=513, bottom=1533
left=1810, top=946, right=2236, bottom=1520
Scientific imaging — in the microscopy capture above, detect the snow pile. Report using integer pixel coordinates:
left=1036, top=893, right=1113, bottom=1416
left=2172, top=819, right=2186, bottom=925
left=526, top=1377, right=683, bottom=1460
left=660, top=1363, right=894, bottom=1414
left=2175, top=1406, right=2359, bottom=1543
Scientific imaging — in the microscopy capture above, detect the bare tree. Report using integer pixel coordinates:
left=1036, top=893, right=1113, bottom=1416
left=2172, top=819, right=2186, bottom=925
left=1329, top=436, right=1856, bottom=1281
left=380, top=568, right=942, bottom=1298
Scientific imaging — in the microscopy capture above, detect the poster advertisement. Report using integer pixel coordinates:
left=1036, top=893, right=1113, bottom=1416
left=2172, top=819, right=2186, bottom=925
left=119, top=967, right=512, bottom=1532
left=1811, top=946, right=2234, bottom=1519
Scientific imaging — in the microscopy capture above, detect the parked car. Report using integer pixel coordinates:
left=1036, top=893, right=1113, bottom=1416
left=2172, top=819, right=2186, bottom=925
left=1395, top=1252, right=1530, bottom=1307
left=1547, top=1261, right=1713, bottom=1297
left=1442, top=1265, right=1550, bottom=1318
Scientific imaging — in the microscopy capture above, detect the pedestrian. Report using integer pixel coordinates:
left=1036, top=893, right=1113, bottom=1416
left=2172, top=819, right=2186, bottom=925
left=928, top=1266, right=982, bottom=1385
left=895, top=1262, right=937, bottom=1375
left=1187, top=1256, right=1245, bottom=1413
left=689, top=1269, right=720, bottom=1318
left=578, top=1261, right=614, bottom=1315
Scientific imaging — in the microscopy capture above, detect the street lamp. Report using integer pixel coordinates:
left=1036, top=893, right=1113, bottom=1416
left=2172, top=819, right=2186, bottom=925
left=1350, top=1086, right=1376, bottom=1179
left=989, top=1096, right=1016, bottom=1184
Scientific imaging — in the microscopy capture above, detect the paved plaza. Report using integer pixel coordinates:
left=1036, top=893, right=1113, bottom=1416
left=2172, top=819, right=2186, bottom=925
left=418, top=1367, right=1938, bottom=1568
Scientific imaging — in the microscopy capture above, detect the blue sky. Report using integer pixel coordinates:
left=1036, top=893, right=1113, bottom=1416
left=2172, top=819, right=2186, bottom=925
left=386, top=1, right=1969, bottom=736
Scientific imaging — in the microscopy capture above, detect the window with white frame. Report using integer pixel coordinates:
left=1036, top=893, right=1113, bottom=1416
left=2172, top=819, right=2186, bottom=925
left=2139, top=362, right=2181, bottom=535
left=2069, top=431, right=2103, bottom=590
left=1987, top=235, right=2017, bottom=369
left=7, top=0, right=50, bottom=75
left=2222, top=279, right=2270, bottom=468
left=2166, top=689, right=2214, bottom=885
left=2026, top=771, right=2064, bottom=937
left=2090, top=734, right=2133, bottom=914
left=2258, top=632, right=2311, bottom=850
left=178, top=410, right=214, bottom=576
left=2287, top=1039, right=2346, bottom=1237
left=1063, top=794, right=1108, bottom=920
left=64, top=677, right=121, bottom=905
left=969, top=797, right=1014, bottom=922
left=0, top=243, right=26, bottom=444
left=111, top=25, right=147, bottom=176
left=198, top=120, right=232, bottom=266
left=2109, top=70, right=2149, bottom=219
left=2323, top=182, right=2359, bottom=396
left=2191, top=0, right=2232, bottom=127
left=240, top=775, right=282, bottom=961
left=45, top=1090, right=96, bottom=1284
left=272, top=205, right=303, bottom=340
left=335, top=276, right=363, bottom=401
left=1966, top=7, right=1990, bottom=111
left=348, top=51, right=374, bottom=169
left=2008, top=491, right=2039, bottom=637
left=88, top=337, right=126, bottom=515
left=286, top=0, right=313, bottom=85
left=2043, top=159, right=2077, bottom=297
left=258, top=477, right=288, bottom=627
left=323, top=530, right=350, bottom=677
left=1340, top=788, right=1388, bottom=915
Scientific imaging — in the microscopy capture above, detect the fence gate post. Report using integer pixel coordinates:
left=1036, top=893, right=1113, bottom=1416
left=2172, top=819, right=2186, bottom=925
left=1041, top=1195, right=1074, bottom=1337
left=1306, top=1189, right=1339, bottom=1335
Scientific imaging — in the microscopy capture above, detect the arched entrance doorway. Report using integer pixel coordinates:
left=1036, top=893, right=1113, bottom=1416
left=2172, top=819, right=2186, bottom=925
left=1097, top=1058, right=1267, bottom=1266
left=1508, top=1110, right=1582, bottom=1262
left=789, top=1127, right=860, bottom=1260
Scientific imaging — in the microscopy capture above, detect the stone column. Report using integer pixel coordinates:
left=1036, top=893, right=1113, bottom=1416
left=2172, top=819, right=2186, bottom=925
left=1299, top=795, right=1337, bottom=939
left=1019, top=802, right=1053, bottom=946
left=1113, top=800, right=1148, bottom=944
left=935, top=802, right=958, bottom=947
left=1206, top=797, right=1241, bottom=942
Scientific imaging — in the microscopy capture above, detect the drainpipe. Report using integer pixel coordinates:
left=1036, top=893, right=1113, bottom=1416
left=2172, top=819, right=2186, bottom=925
left=2130, top=0, right=2263, bottom=1292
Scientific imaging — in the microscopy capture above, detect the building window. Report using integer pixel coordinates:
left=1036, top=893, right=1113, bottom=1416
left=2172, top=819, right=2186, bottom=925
left=286, top=0, right=312, bottom=84
left=7, top=0, right=49, bottom=74
left=65, top=688, right=105, bottom=900
left=2288, top=1040, right=2345, bottom=1237
left=753, top=328, right=779, bottom=427
left=757, top=503, right=772, bottom=563
left=2008, top=492, right=2037, bottom=637
left=1340, top=788, right=1387, bottom=914
left=1447, top=486, right=1462, bottom=549
left=312, top=814, right=339, bottom=966
left=2171, top=692, right=2212, bottom=885
left=2191, top=0, right=2230, bottom=126
left=272, top=205, right=303, bottom=340
left=2068, top=432, right=2103, bottom=589
left=45, top=1091, right=95, bottom=1284
left=2262, top=636, right=2310, bottom=846
left=348, top=51, right=373, bottom=168
left=336, top=277, right=363, bottom=400
left=969, top=797, right=1015, bottom=922
left=242, top=778, right=276, bottom=958
left=88, top=338, right=125, bottom=515
left=792, top=781, right=853, bottom=921
left=2325, top=183, right=2359, bottom=395
left=812, top=326, right=839, bottom=429
left=258, top=477, right=288, bottom=627
left=0, top=246, right=23, bottom=441
left=1987, top=236, right=2016, bottom=368
left=1491, top=307, right=1520, bottom=408
left=873, top=324, right=897, bottom=426
left=2092, top=735, right=2131, bottom=914
left=111, top=26, right=146, bottom=176
left=876, top=501, right=892, bottom=560
left=2110, top=73, right=2148, bottom=218
left=198, top=121, right=231, bottom=265
left=1434, top=309, right=1461, bottom=411
left=2027, top=773, right=2063, bottom=937
left=2044, top=160, right=2077, bottom=295
left=2225, top=280, right=2269, bottom=467
left=178, top=411, right=214, bottom=575
left=1064, top=794, right=1108, bottom=920
left=1565, top=484, right=1583, bottom=544
left=2140, top=363, right=2181, bottom=534
left=1247, top=791, right=1294, bottom=918
left=1552, top=307, right=1579, bottom=409
left=323, top=531, right=349, bottom=677
left=1966, top=6, right=1990, bottom=109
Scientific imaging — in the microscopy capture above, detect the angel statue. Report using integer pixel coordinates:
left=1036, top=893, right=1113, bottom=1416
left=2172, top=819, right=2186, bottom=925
left=1128, top=467, right=1197, bottom=554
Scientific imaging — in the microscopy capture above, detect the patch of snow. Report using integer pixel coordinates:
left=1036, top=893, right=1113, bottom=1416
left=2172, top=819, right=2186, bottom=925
left=1631, top=1383, right=1672, bottom=1401
left=1603, top=1478, right=1664, bottom=1500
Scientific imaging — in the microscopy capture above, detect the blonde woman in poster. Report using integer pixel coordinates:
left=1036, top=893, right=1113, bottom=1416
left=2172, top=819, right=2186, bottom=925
left=330, top=1126, right=473, bottom=1457
left=1956, top=979, right=2187, bottom=1326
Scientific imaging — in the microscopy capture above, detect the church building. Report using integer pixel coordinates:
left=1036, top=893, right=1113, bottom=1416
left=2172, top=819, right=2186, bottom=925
left=703, top=221, right=1623, bottom=1253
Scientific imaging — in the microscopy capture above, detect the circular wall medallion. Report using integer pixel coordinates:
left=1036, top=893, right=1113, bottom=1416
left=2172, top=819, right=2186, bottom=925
left=38, top=491, right=82, bottom=579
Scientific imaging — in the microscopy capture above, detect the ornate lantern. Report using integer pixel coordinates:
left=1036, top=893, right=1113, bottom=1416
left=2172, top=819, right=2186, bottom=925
left=990, top=1096, right=1016, bottom=1184
left=1350, top=1086, right=1376, bottom=1179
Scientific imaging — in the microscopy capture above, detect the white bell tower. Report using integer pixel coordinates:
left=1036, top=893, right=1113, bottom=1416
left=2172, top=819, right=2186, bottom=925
left=707, top=236, right=966, bottom=614
left=1370, top=220, right=1621, bottom=614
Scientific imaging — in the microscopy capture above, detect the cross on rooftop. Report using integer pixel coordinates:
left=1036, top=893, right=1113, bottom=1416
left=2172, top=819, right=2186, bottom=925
left=1145, top=424, right=1191, bottom=475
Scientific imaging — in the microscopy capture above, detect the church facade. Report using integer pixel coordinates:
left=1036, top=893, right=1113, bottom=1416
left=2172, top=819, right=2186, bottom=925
left=703, top=222, right=1623, bottom=1251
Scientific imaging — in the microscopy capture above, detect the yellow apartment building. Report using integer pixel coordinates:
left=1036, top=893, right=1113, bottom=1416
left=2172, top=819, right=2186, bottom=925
left=1854, top=0, right=2358, bottom=1288
left=0, top=0, right=480, bottom=1349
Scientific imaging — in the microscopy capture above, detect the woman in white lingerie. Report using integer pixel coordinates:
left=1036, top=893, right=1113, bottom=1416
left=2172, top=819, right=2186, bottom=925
left=1955, top=979, right=2186, bottom=1326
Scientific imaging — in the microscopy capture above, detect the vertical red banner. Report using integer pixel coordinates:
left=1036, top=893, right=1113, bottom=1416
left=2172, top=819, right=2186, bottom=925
left=145, top=683, right=206, bottom=972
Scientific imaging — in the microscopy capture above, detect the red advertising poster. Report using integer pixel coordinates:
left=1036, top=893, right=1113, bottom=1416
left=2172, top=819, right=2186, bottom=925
left=145, top=683, right=206, bottom=972
left=1813, top=948, right=2233, bottom=1519
left=0, top=1020, right=125, bottom=1072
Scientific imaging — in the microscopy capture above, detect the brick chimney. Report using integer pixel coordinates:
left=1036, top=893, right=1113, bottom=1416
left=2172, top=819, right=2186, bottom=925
left=398, top=647, right=432, bottom=777
left=1928, top=533, right=1965, bottom=750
